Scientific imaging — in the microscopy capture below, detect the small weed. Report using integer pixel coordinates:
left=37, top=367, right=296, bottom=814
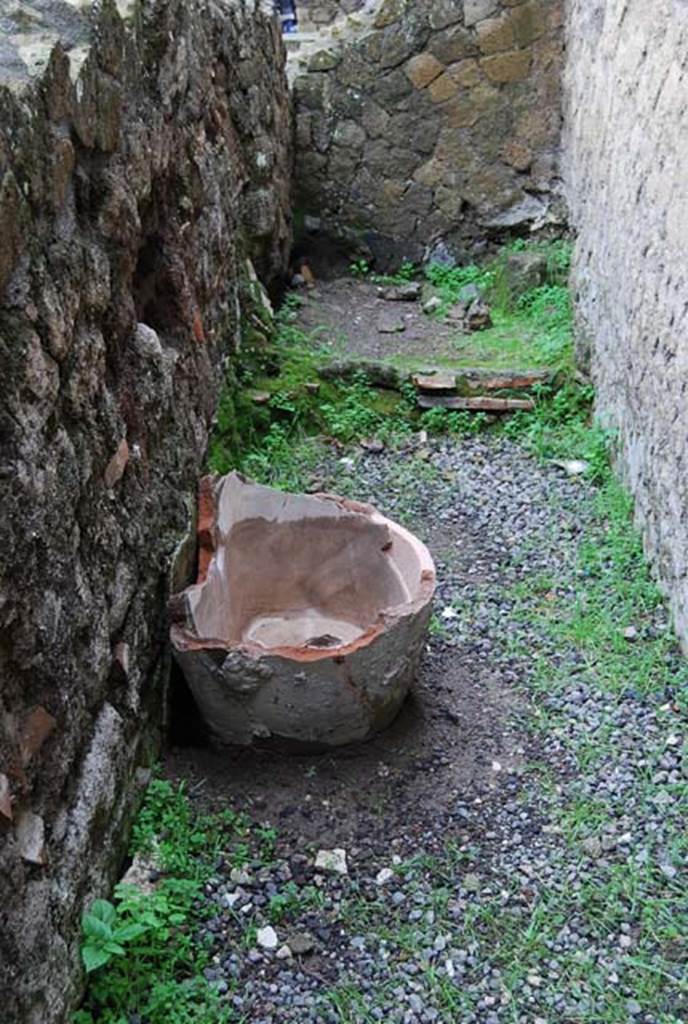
left=349, top=258, right=371, bottom=278
left=429, top=612, right=449, bottom=640
left=80, top=899, right=148, bottom=974
left=256, top=823, right=278, bottom=861
left=267, top=881, right=301, bottom=922
left=319, top=372, right=384, bottom=442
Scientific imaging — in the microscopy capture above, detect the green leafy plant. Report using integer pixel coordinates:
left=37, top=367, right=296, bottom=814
left=349, top=258, right=371, bottom=278
left=516, top=283, right=572, bottom=363
left=268, top=881, right=303, bottom=922
left=80, top=899, right=148, bottom=974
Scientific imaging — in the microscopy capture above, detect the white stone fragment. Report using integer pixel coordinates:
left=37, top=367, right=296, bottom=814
left=553, top=459, right=590, bottom=476
left=256, top=925, right=278, bottom=950
left=16, top=811, right=47, bottom=865
left=315, top=848, right=348, bottom=875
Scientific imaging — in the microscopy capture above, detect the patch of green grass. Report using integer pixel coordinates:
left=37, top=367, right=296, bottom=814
left=267, top=881, right=325, bottom=923
left=419, top=239, right=574, bottom=372
left=426, top=969, right=478, bottom=1021
left=503, top=381, right=613, bottom=480
left=130, top=778, right=248, bottom=878
left=75, top=777, right=274, bottom=1024
left=318, top=371, right=412, bottom=444
left=419, top=406, right=488, bottom=436
left=538, top=477, right=687, bottom=698
left=424, top=259, right=497, bottom=305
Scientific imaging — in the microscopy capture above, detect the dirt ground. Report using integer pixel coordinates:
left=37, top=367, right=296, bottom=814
left=296, top=278, right=466, bottom=365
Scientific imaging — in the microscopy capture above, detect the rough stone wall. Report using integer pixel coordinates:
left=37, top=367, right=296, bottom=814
left=0, top=1, right=291, bottom=1021
left=565, top=1, right=688, bottom=649
left=296, top=0, right=367, bottom=30
left=293, top=0, right=564, bottom=267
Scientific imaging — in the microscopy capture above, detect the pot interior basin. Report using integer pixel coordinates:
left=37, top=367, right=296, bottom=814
left=186, top=472, right=432, bottom=654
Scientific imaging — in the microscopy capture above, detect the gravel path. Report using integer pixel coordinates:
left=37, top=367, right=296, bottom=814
left=167, top=436, right=687, bottom=1024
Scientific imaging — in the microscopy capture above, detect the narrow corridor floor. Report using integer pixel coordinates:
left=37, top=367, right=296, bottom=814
left=167, top=435, right=687, bottom=1024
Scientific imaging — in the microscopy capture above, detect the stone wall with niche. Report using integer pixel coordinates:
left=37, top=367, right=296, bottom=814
left=0, top=1, right=291, bottom=1020
left=292, top=0, right=565, bottom=267
left=565, top=0, right=688, bottom=650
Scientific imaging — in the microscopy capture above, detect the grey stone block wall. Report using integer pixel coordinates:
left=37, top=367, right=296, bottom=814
left=297, top=0, right=367, bottom=30
left=293, top=0, right=565, bottom=267
left=565, top=1, right=688, bottom=650
left=0, top=1, right=291, bottom=1020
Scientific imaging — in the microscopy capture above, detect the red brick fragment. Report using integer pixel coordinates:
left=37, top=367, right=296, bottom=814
left=197, top=476, right=216, bottom=583
left=192, top=309, right=205, bottom=343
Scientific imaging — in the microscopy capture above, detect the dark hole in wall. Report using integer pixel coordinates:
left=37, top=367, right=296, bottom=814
left=132, top=233, right=184, bottom=336
left=167, top=657, right=211, bottom=748
left=290, top=230, right=362, bottom=281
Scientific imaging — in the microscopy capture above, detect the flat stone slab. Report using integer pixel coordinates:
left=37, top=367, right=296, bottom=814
left=377, top=314, right=407, bottom=334
left=378, top=282, right=422, bottom=302
left=418, top=395, right=535, bottom=412
left=460, top=369, right=551, bottom=392
left=412, top=371, right=457, bottom=393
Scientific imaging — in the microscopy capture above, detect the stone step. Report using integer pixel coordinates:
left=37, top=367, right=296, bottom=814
left=412, top=371, right=458, bottom=394
left=413, top=367, right=550, bottom=394
left=418, top=394, right=535, bottom=413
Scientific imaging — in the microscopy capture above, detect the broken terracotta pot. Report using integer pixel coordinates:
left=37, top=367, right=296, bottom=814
left=170, top=472, right=435, bottom=747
